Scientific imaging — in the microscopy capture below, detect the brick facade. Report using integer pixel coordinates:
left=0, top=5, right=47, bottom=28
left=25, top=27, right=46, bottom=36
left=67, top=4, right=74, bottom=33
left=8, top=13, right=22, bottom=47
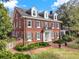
left=13, top=7, right=62, bottom=42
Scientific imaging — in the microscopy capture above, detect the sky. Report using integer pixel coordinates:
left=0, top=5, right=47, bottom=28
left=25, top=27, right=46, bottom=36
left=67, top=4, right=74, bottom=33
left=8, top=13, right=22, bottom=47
left=1, top=0, right=70, bottom=12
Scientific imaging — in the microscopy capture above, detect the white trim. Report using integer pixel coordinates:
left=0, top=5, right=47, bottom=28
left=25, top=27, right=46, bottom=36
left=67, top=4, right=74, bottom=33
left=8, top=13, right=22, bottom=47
left=36, top=21, right=40, bottom=28
left=31, top=7, right=37, bottom=17
left=27, top=20, right=32, bottom=28
left=44, top=11, right=49, bottom=19
left=27, top=32, right=32, bottom=42
left=43, top=30, right=52, bottom=42
left=36, top=32, right=40, bottom=40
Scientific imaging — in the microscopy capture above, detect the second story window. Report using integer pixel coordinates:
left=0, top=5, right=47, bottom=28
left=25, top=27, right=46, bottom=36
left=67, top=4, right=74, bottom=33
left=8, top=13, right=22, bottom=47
left=52, top=22, right=54, bottom=29
left=16, top=21, right=18, bottom=28
left=45, top=22, right=48, bottom=27
left=27, top=20, right=32, bottom=28
left=44, top=22, right=48, bottom=29
left=55, top=22, right=59, bottom=29
left=36, top=21, right=40, bottom=28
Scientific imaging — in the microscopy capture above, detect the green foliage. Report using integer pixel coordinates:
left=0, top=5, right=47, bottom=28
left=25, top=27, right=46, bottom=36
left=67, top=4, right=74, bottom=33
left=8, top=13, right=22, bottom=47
left=15, top=42, right=49, bottom=51
left=62, top=35, right=73, bottom=42
left=0, top=40, right=7, bottom=50
left=0, top=50, right=13, bottom=59
left=15, top=44, right=28, bottom=51
left=14, top=53, right=31, bottom=59
left=0, top=3, right=12, bottom=39
left=54, top=38, right=64, bottom=44
left=0, top=50, right=31, bottom=59
left=57, top=0, right=79, bottom=32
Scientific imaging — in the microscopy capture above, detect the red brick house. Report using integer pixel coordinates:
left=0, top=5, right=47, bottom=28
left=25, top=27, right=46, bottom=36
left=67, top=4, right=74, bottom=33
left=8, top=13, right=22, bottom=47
left=13, top=7, right=62, bottom=42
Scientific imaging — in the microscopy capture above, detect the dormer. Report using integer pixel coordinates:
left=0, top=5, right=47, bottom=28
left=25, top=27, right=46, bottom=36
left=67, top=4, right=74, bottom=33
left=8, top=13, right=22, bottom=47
left=31, top=7, right=38, bottom=17
left=44, top=11, right=49, bottom=19
left=54, top=13, right=58, bottom=21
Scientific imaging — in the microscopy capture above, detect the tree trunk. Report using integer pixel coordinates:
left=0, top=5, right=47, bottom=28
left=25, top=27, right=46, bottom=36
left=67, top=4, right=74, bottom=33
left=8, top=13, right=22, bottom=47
left=65, top=42, right=67, bottom=46
left=58, top=44, right=61, bottom=48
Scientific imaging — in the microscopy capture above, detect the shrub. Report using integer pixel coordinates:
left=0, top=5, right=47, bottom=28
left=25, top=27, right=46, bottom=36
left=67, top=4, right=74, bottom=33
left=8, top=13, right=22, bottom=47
left=15, top=42, right=49, bottom=51
left=15, top=44, right=28, bottom=51
left=0, top=50, right=13, bottom=59
left=0, top=40, right=7, bottom=50
left=14, top=53, right=31, bottom=59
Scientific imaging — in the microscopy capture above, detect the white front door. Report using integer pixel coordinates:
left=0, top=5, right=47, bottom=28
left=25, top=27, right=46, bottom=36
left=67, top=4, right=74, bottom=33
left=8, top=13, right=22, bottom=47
left=43, top=31, right=52, bottom=42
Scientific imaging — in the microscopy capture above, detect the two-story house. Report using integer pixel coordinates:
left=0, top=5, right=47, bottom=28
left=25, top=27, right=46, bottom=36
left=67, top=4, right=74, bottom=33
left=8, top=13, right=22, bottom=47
left=13, top=7, right=62, bottom=42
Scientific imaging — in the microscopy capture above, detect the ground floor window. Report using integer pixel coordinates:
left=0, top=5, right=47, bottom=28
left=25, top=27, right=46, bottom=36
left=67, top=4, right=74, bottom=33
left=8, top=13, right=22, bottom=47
left=36, top=32, right=40, bottom=40
left=27, top=32, right=32, bottom=41
left=51, top=32, right=54, bottom=39
left=54, top=32, right=59, bottom=39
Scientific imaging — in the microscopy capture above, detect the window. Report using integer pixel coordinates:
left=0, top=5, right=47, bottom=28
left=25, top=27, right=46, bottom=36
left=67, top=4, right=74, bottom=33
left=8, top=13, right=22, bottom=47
left=44, top=11, right=49, bottom=19
left=31, top=7, right=37, bottom=17
left=19, top=20, right=21, bottom=28
left=36, top=21, right=40, bottom=28
left=45, top=22, right=48, bottom=29
left=55, top=22, right=59, bottom=29
left=27, top=32, right=32, bottom=41
left=36, top=32, right=40, bottom=40
left=45, top=22, right=48, bottom=27
left=54, top=32, right=59, bottom=39
left=52, top=22, right=54, bottom=29
left=16, top=21, right=18, bottom=28
left=33, top=10, right=36, bottom=15
left=55, top=16, right=57, bottom=19
left=51, top=32, right=54, bottom=39
left=54, top=13, right=58, bottom=21
left=27, top=20, right=32, bottom=28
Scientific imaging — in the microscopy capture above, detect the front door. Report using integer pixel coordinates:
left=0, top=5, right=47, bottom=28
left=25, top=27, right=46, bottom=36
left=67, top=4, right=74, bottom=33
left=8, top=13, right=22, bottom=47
left=43, top=30, right=52, bottom=42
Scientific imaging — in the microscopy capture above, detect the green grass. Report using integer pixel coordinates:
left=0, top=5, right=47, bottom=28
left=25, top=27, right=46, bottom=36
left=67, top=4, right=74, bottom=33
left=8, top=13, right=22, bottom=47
left=31, top=48, right=79, bottom=59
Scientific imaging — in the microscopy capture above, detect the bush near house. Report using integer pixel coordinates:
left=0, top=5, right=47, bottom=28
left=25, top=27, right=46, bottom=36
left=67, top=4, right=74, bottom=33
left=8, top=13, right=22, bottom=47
left=15, top=42, right=49, bottom=51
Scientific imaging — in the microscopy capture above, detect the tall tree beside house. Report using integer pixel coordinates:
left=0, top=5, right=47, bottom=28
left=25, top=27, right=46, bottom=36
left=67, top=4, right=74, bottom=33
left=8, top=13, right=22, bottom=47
left=0, top=3, right=12, bottom=39
left=57, top=0, right=79, bottom=36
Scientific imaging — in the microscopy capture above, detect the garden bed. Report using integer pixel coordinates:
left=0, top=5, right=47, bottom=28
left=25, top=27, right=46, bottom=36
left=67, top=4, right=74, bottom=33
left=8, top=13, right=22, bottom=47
left=15, top=42, right=50, bottom=51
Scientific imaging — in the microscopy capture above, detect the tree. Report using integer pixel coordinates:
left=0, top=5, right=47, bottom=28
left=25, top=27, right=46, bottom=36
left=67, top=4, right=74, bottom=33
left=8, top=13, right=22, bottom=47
left=0, top=3, right=12, bottom=39
left=62, top=35, right=73, bottom=46
left=54, top=38, right=64, bottom=48
left=57, top=0, right=79, bottom=31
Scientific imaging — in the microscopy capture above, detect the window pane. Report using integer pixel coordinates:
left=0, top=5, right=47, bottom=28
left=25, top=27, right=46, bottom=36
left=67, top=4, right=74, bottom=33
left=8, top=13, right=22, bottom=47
left=36, top=32, right=40, bottom=40
left=27, top=32, right=32, bottom=40
left=36, top=21, right=40, bottom=28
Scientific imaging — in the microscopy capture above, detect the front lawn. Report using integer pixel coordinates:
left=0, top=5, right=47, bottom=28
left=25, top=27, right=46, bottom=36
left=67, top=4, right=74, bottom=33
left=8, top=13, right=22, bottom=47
left=31, top=48, right=79, bottom=59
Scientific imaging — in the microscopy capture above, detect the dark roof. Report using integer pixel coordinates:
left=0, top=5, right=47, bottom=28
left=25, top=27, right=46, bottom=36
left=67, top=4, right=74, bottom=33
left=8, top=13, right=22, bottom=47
left=14, top=7, right=55, bottom=20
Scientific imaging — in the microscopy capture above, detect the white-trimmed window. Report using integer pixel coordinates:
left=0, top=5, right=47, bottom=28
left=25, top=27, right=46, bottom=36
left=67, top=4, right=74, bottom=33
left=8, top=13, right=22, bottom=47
left=36, top=32, right=40, bottom=40
left=27, top=20, right=32, bottom=28
left=31, top=7, right=37, bottom=17
left=52, top=22, right=54, bottom=29
left=19, top=20, right=21, bottom=28
left=51, top=32, right=54, bottom=39
left=45, top=22, right=48, bottom=29
left=54, top=13, right=58, bottom=21
left=16, top=21, right=18, bottom=28
left=55, top=22, right=59, bottom=29
left=36, top=21, right=40, bottom=28
left=44, top=11, right=49, bottom=19
left=27, top=32, right=32, bottom=41
left=45, top=22, right=48, bottom=27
